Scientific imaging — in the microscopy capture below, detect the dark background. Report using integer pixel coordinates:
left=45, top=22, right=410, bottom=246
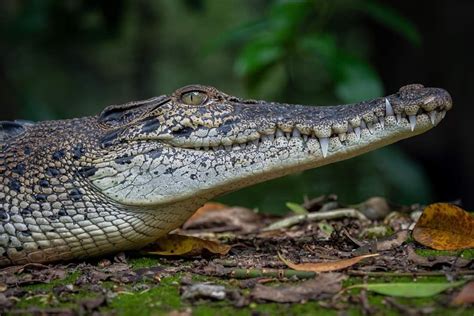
left=0, top=0, right=472, bottom=213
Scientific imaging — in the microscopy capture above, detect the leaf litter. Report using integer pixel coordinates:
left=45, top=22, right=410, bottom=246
left=0, top=198, right=473, bottom=315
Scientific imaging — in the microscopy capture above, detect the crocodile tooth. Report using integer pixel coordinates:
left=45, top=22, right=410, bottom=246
left=203, top=146, right=209, bottom=151
left=385, top=98, right=394, bottom=116
left=284, top=132, right=291, bottom=140
left=379, top=117, right=385, bottom=129
left=396, top=113, right=402, bottom=124
left=367, top=122, right=374, bottom=134
left=354, top=127, right=361, bottom=140
left=224, top=145, right=231, bottom=150
left=429, top=112, right=436, bottom=125
left=360, top=120, right=367, bottom=130
left=441, top=111, right=446, bottom=119
left=338, top=133, right=346, bottom=142
left=276, top=129, right=284, bottom=138
left=408, top=115, right=417, bottom=131
left=319, top=137, right=329, bottom=158
left=291, top=129, right=301, bottom=138
left=302, top=135, right=309, bottom=142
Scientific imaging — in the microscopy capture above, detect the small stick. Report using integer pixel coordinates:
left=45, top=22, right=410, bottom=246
left=262, top=208, right=368, bottom=231
left=199, top=267, right=316, bottom=279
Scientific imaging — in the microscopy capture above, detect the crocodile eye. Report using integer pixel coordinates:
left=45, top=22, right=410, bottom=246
left=181, top=91, right=207, bottom=106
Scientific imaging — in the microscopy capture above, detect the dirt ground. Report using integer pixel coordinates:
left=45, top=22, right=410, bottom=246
left=0, top=195, right=473, bottom=315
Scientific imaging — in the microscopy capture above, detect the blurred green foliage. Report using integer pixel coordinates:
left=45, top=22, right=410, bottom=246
left=0, top=0, right=431, bottom=214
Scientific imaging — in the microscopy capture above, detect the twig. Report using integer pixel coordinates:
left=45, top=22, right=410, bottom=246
left=383, top=297, right=434, bottom=316
left=262, top=208, right=368, bottom=231
left=359, top=289, right=377, bottom=316
left=199, top=267, right=316, bottom=279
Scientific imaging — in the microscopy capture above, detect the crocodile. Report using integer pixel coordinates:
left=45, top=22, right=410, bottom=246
left=0, top=83, right=452, bottom=266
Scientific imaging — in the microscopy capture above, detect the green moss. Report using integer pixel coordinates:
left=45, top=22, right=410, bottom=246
left=11, top=267, right=474, bottom=316
left=193, top=301, right=342, bottom=316
left=21, top=271, right=80, bottom=292
left=128, top=256, right=163, bottom=269
left=106, top=275, right=182, bottom=315
left=14, top=287, right=99, bottom=310
left=415, top=248, right=474, bottom=259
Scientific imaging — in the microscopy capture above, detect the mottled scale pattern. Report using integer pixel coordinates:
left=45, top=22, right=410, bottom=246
left=0, top=84, right=452, bottom=265
left=0, top=115, right=199, bottom=266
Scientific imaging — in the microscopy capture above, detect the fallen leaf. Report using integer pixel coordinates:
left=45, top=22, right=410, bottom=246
left=278, top=252, right=379, bottom=272
left=183, top=202, right=260, bottom=233
left=317, top=222, right=334, bottom=237
left=413, top=203, right=474, bottom=250
left=251, top=273, right=345, bottom=303
left=185, top=202, right=228, bottom=224
left=146, top=234, right=231, bottom=256
left=286, top=202, right=308, bottom=215
left=451, top=281, right=474, bottom=305
left=375, top=230, right=409, bottom=251
left=354, top=230, right=409, bottom=255
left=349, top=281, right=465, bottom=298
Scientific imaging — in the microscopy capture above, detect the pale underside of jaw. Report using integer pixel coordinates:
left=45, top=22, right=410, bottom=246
left=178, top=99, right=447, bottom=159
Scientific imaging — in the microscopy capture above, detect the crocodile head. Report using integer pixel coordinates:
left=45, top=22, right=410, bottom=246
left=92, top=84, right=452, bottom=209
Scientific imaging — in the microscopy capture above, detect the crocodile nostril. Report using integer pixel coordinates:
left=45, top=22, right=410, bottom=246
left=440, top=89, right=453, bottom=111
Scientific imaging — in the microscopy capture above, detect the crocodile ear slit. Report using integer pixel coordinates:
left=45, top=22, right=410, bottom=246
left=99, top=95, right=169, bottom=126
left=0, top=120, right=34, bottom=143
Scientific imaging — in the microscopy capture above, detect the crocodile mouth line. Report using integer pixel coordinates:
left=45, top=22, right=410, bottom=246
left=170, top=99, right=447, bottom=157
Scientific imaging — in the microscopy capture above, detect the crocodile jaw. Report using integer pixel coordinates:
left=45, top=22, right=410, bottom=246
left=90, top=84, right=452, bottom=209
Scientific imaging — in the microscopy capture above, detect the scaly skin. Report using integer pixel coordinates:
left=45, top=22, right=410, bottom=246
left=0, top=83, right=452, bottom=266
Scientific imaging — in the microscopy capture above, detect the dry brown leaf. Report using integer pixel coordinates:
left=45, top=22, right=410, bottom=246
left=185, top=202, right=228, bottom=224
left=146, top=234, right=231, bottom=256
left=183, top=202, right=260, bottom=233
left=413, top=203, right=474, bottom=250
left=278, top=252, right=379, bottom=272
left=251, top=273, right=345, bottom=303
left=451, top=281, right=474, bottom=306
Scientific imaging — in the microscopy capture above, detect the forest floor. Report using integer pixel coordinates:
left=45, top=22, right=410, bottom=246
left=1, top=195, right=473, bottom=316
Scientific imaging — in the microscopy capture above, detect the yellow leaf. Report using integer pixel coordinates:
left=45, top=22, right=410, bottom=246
left=146, top=234, right=231, bottom=256
left=413, top=203, right=474, bottom=251
left=278, top=252, right=379, bottom=272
